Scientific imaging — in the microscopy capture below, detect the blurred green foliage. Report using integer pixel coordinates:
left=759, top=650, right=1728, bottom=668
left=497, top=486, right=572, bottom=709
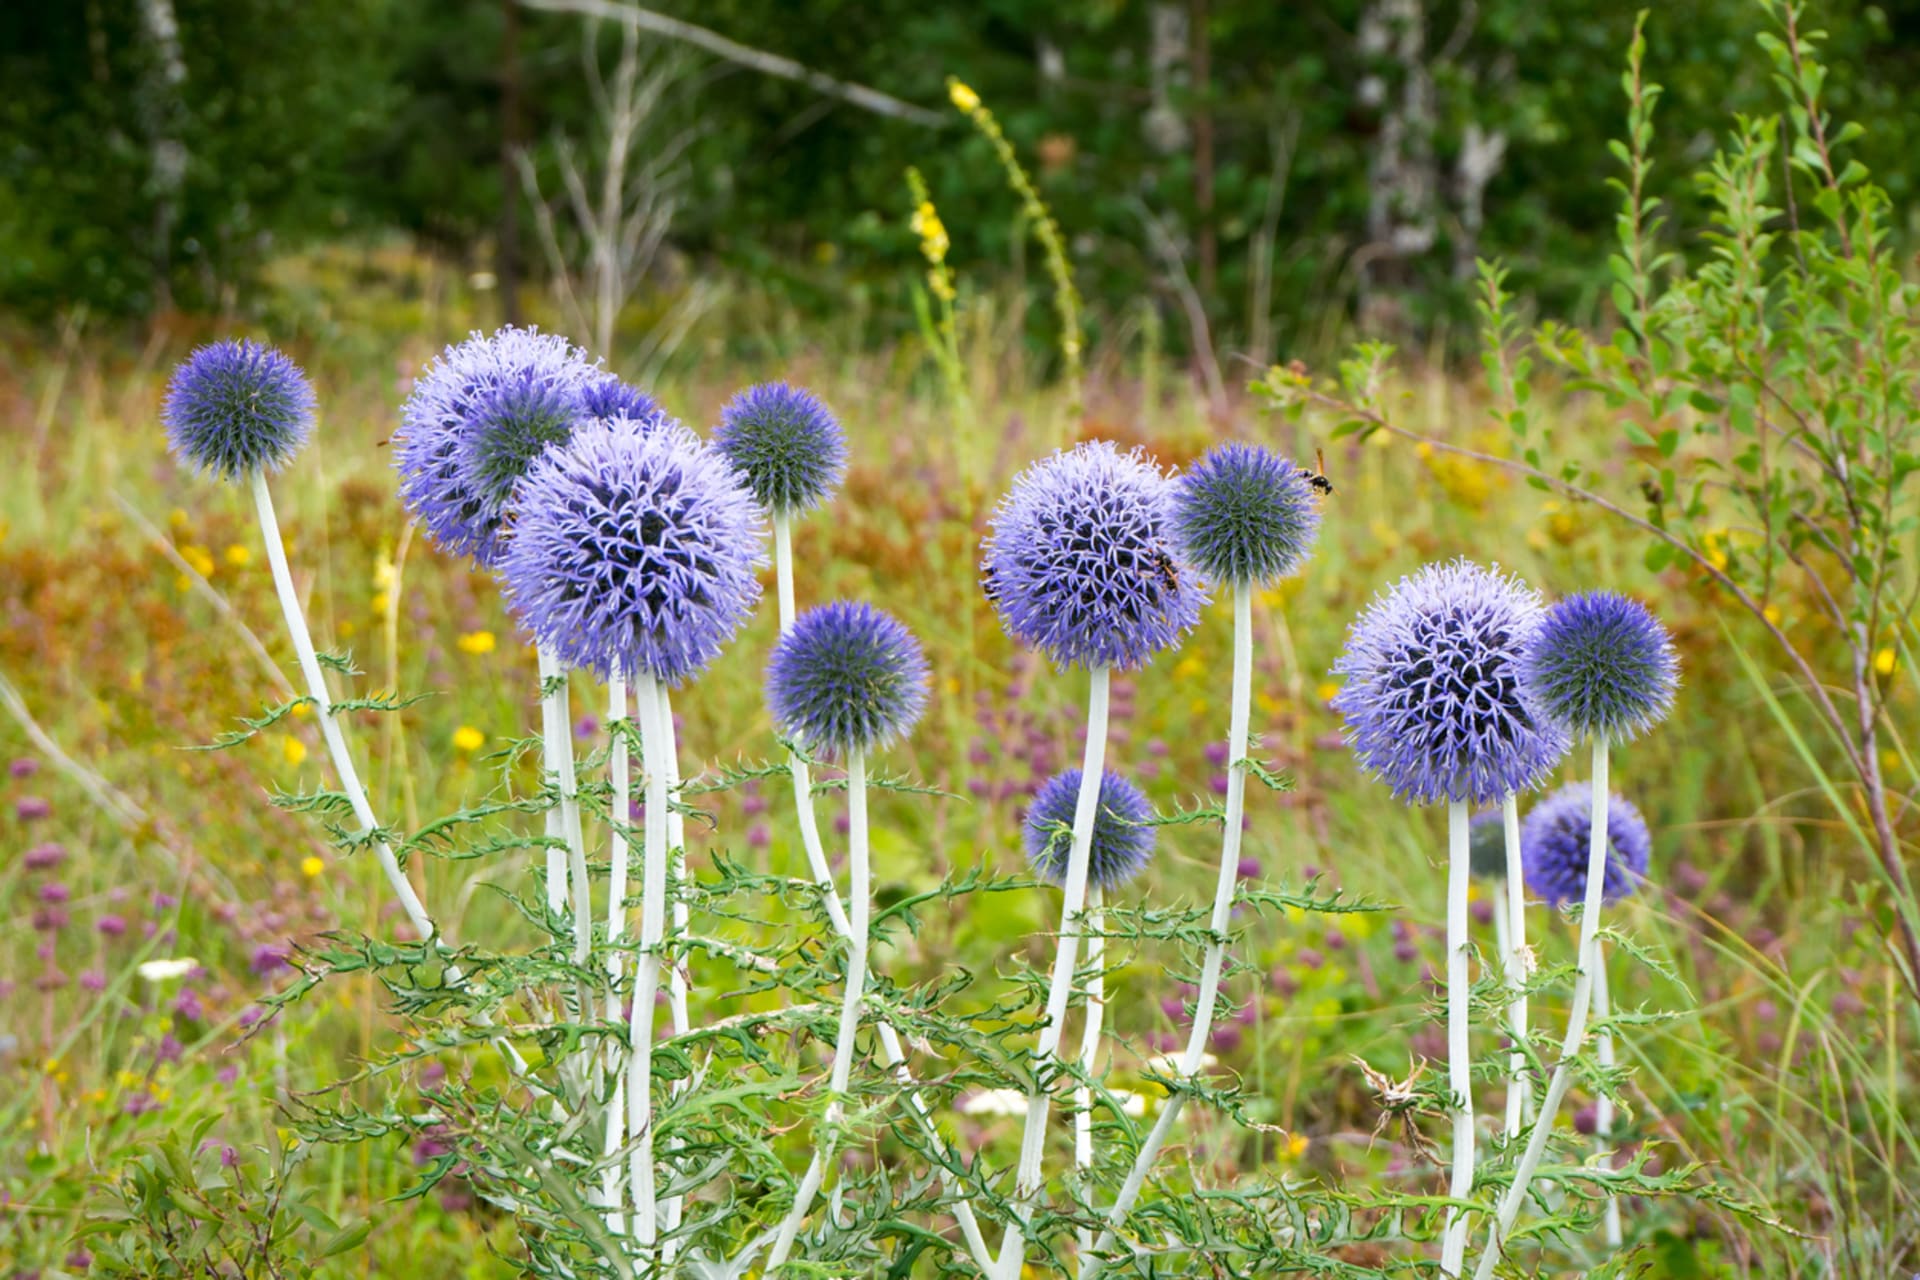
left=5, top=0, right=1920, bottom=347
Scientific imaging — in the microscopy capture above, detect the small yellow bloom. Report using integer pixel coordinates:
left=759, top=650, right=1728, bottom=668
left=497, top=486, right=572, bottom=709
left=373, top=556, right=397, bottom=591
left=290, top=701, right=311, bottom=719
left=1174, top=655, right=1205, bottom=682
left=453, top=725, right=485, bottom=753
left=179, top=544, right=215, bottom=577
left=948, top=80, right=981, bottom=112
left=1762, top=604, right=1782, bottom=627
left=301, top=855, right=325, bottom=878
left=1882, top=749, right=1901, bottom=774
left=168, top=508, right=189, bottom=528
left=371, top=592, right=390, bottom=617
left=458, top=630, right=497, bottom=655
left=1316, top=681, right=1341, bottom=703
left=1286, top=1132, right=1310, bottom=1159
left=281, top=735, right=308, bottom=767
left=223, top=544, right=251, bottom=568
left=1874, top=647, right=1897, bottom=676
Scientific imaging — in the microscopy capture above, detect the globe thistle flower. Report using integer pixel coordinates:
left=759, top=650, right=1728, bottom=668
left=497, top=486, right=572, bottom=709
left=1521, top=784, right=1652, bottom=908
left=580, top=372, right=662, bottom=425
left=1331, top=560, right=1569, bottom=806
left=983, top=441, right=1206, bottom=670
left=1023, top=768, right=1155, bottom=892
left=712, top=382, right=848, bottom=516
left=396, top=326, right=598, bottom=566
left=1171, top=442, right=1321, bottom=586
left=767, top=602, right=930, bottom=758
left=1468, top=809, right=1507, bottom=880
left=498, top=421, right=764, bottom=684
left=162, top=339, right=316, bottom=481
left=1520, top=591, right=1679, bottom=743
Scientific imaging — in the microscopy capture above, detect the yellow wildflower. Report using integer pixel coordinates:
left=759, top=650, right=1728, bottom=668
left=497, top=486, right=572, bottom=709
left=457, top=630, right=497, bottom=655
left=301, top=855, right=325, bottom=878
left=1174, top=655, right=1205, bottom=682
left=948, top=80, right=981, bottom=113
left=1762, top=604, right=1782, bottom=627
left=223, top=544, right=251, bottom=568
left=1286, top=1133, right=1310, bottom=1159
left=1316, top=681, right=1341, bottom=703
left=281, top=736, right=308, bottom=767
left=453, top=725, right=485, bottom=753
left=372, top=592, right=390, bottom=617
left=168, top=508, right=189, bottom=528
left=1874, top=647, right=1897, bottom=676
left=179, top=544, right=215, bottom=577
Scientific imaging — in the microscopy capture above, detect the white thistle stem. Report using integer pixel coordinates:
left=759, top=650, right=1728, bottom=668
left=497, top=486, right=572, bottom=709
left=249, top=477, right=530, bottom=1073
left=627, top=672, right=671, bottom=1254
left=1501, top=793, right=1531, bottom=1138
left=765, top=748, right=872, bottom=1270
left=773, top=511, right=798, bottom=632
left=1072, top=891, right=1105, bottom=1265
left=1083, top=585, right=1251, bottom=1277
left=1472, top=737, right=1612, bottom=1280
left=660, top=690, right=693, bottom=1255
left=1441, top=800, right=1475, bottom=1276
left=1595, top=947, right=1622, bottom=1247
left=599, top=674, right=631, bottom=1235
left=995, top=666, right=1111, bottom=1279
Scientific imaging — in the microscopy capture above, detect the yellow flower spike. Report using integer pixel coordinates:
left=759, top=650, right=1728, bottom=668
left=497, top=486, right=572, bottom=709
left=371, top=591, right=391, bottom=617
left=223, top=544, right=251, bottom=568
left=373, top=556, right=397, bottom=591
left=281, top=736, right=308, bottom=767
left=948, top=79, right=981, bottom=112
left=301, top=855, right=325, bottom=878
left=457, top=630, right=497, bottom=656
left=1874, top=647, right=1897, bottom=676
left=453, top=725, right=485, bottom=753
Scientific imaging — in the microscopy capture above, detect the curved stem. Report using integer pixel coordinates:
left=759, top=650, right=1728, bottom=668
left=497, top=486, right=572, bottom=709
left=1083, top=586, right=1250, bottom=1275
left=1442, top=800, right=1474, bottom=1276
left=765, top=748, right=871, bottom=1271
left=628, top=672, right=671, bottom=1254
left=1072, top=891, right=1106, bottom=1266
left=1594, top=948, right=1622, bottom=1248
left=996, top=666, right=1111, bottom=1277
left=600, top=674, right=631, bottom=1235
left=1501, top=794, right=1531, bottom=1138
left=1473, top=738, right=1612, bottom=1280
left=251, top=477, right=529, bottom=1074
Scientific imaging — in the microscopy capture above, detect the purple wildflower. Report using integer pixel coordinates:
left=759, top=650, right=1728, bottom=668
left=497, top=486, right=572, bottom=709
left=1520, top=784, right=1653, bottom=908
left=162, top=339, right=316, bottom=481
left=711, top=382, right=848, bottom=516
left=1520, top=591, right=1679, bottom=743
left=1170, top=442, right=1321, bottom=585
left=1023, top=768, right=1156, bottom=892
left=767, top=602, right=930, bottom=757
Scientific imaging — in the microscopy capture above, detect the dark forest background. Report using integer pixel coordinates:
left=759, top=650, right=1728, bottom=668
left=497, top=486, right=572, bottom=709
left=6, top=0, right=1920, bottom=355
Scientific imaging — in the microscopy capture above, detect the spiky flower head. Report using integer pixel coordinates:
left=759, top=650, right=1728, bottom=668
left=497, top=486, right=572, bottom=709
left=1331, top=560, right=1570, bottom=807
left=580, top=372, right=663, bottom=425
left=1521, top=784, right=1652, bottom=908
left=396, top=326, right=599, bottom=566
left=1468, top=808, right=1508, bottom=880
left=1023, top=768, right=1155, bottom=892
left=1520, top=591, right=1679, bottom=744
left=983, top=441, right=1206, bottom=670
left=162, top=339, right=316, bottom=481
left=712, top=382, right=848, bottom=517
left=767, top=602, right=930, bottom=757
left=1171, top=442, right=1321, bottom=586
left=498, top=421, right=764, bottom=683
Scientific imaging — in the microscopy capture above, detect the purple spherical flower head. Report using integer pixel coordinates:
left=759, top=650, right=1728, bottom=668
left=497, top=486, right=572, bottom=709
left=1172, top=442, right=1321, bottom=586
left=162, top=339, right=316, bottom=482
left=396, top=326, right=599, bottom=566
left=1521, top=783, right=1652, bottom=908
left=1467, top=808, right=1507, bottom=880
left=1024, top=768, right=1156, bottom=892
left=581, top=372, right=663, bottom=424
left=767, top=602, right=930, bottom=758
left=983, top=441, right=1206, bottom=670
left=1332, top=560, right=1570, bottom=806
left=499, top=421, right=764, bottom=684
left=712, top=382, right=848, bottom=516
left=1520, top=591, right=1679, bottom=744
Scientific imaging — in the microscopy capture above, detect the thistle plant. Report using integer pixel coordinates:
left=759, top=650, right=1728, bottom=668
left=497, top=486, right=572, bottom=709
left=1022, top=765, right=1154, bottom=1258
left=1522, top=783, right=1653, bottom=1249
left=761, top=601, right=929, bottom=1268
left=1331, top=560, right=1567, bottom=1276
left=1082, top=441, right=1318, bottom=1270
left=1475, top=593, right=1674, bottom=1276
left=499, top=418, right=763, bottom=1253
left=163, top=341, right=468, bottom=1009
left=980, top=439, right=1202, bottom=1274
left=1467, top=807, right=1533, bottom=1138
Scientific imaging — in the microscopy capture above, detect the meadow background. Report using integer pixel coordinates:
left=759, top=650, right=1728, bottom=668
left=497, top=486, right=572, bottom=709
left=1, top=0, right=1916, bottom=1275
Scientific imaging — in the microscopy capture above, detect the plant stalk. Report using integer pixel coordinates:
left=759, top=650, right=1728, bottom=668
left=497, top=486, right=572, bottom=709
left=1501, top=793, right=1531, bottom=1137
